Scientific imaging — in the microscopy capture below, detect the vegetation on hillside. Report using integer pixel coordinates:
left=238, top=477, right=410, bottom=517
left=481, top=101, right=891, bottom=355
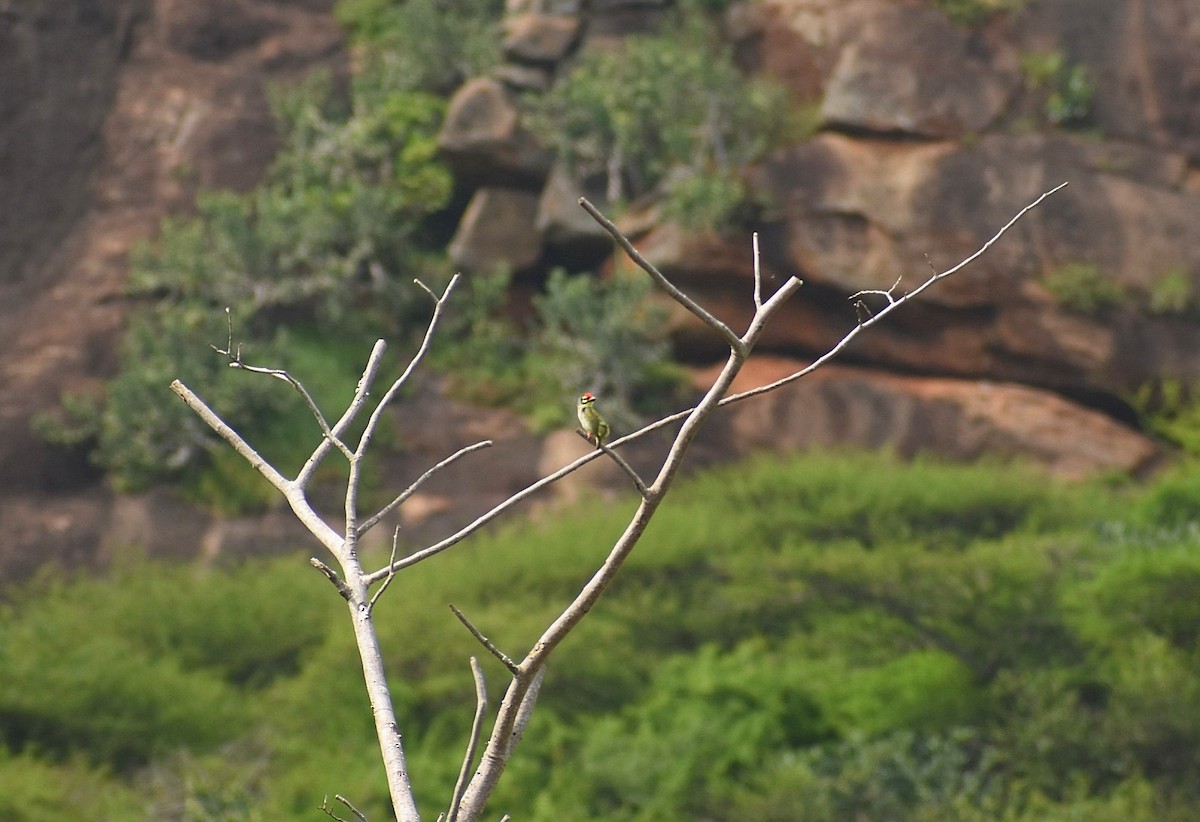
left=2, top=452, right=1199, bottom=819
left=44, top=0, right=818, bottom=500
left=524, top=9, right=799, bottom=230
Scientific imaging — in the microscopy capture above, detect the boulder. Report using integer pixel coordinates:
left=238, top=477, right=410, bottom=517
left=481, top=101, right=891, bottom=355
left=502, top=13, right=581, bottom=65
left=536, top=164, right=613, bottom=262
left=437, top=76, right=554, bottom=187
left=818, top=0, right=1020, bottom=137
left=449, top=187, right=544, bottom=274
left=693, top=357, right=1162, bottom=481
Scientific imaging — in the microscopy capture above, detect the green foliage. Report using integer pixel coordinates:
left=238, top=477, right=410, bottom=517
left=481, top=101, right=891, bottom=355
left=1147, top=267, right=1195, bottom=316
left=4, top=453, right=1200, bottom=819
left=69, top=59, right=451, bottom=493
left=1042, top=262, right=1125, bottom=314
left=132, top=76, right=452, bottom=331
left=437, top=267, right=688, bottom=434
left=725, top=728, right=1004, bottom=821
left=1132, top=379, right=1200, bottom=461
left=935, top=0, right=1028, bottom=26
left=0, top=559, right=327, bottom=773
left=110, top=314, right=290, bottom=492
left=1134, top=465, right=1200, bottom=526
left=528, top=641, right=834, bottom=820
left=334, top=0, right=503, bottom=94
left=1020, top=50, right=1095, bottom=127
left=526, top=14, right=796, bottom=231
left=0, top=750, right=143, bottom=821
left=528, top=269, right=685, bottom=431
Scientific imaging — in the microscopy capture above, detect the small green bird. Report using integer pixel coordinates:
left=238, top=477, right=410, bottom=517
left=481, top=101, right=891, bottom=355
left=577, top=392, right=611, bottom=448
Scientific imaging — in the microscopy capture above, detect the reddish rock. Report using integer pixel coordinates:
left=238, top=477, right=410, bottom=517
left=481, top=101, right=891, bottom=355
left=536, top=164, right=613, bottom=259
left=437, top=76, right=553, bottom=187
left=502, top=13, right=581, bottom=65
left=818, top=0, right=1020, bottom=137
left=1014, top=0, right=1200, bottom=161
left=0, top=0, right=344, bottom=493
left=693, top=357, right=1161, bottom=481
left=449, top=187, right=544, bottom=274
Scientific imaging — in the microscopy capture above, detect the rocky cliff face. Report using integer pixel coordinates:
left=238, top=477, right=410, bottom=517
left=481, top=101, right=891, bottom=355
left=0, top=0, right=344, bottom=577
left=2, top=0, right=1195, bottom=578
left=435, top=0, right=1192, bottom=466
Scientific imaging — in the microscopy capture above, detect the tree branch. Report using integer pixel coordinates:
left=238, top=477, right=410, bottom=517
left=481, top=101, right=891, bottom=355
left=174, top=182, right=1066, bottom=822
left=212, top=307, right=359, bottom=464
left=355, top=275, right=460, bottom=463
left=451, top=185, right=1063, bottom=819
left=577, top=430, right=650, bottom=499
left=310, top=557, right=353, bottom=601
left=367, top=531, right=401, bottom=615
left=298, top=339, right=389, bottom=487
left=319, top=794, right=369, bottom=822
left=447, top=657, right=489, bottom=822
left=171, top=379, right=344, bottom=555
left=579, top=197, right=746, bottom=354
left=359, top=439, right=493, bottom=539
left=450, top=604, right=520, bottom=675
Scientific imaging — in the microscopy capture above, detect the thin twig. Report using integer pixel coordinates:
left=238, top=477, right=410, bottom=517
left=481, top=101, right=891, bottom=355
left=752, top=231, right=763, bottom=310
left=211, top=310, right=353, bottom=460
left=579, top=197, right=745, bottom=355
left=359, top=440, right=494, bottom=538
left=171, top=379, right=344, bottom=554
left=363, top=446, right=606, bottom=583
left=714, top=181, right=1070, bottom=406
left=355, top=275, right=460, bottom=461
left=298, top=339, right=389, bottom=487
left=447, top=658, right=488, bottom=822
left=849, top=275, right=904, bottom=308
left=319, top=794, right=369, bottom=822
left=450, top=605, right=520, bottom=674
left=310, top=558, right=353, bottom=602
left=575, top=430, right=650, bottom=499
left=368, top=530, right=401, bottom=614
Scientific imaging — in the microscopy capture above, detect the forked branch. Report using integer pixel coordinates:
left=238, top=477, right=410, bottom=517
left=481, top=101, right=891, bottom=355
left=172, top=182, right=1066, bottom=822
left=450, top=183, right=1066, bottom=819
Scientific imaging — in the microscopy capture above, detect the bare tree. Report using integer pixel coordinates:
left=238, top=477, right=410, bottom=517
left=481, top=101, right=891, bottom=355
left=170, top=184, right=1066, bottom=821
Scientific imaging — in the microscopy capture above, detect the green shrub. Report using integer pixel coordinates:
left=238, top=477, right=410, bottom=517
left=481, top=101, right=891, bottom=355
left=0, top=750, right=143, bottom=820
left=528, top=269, right=686, bottom=431
left=1020, top=50, right=1095, bottom=127
left=0, top=559, right=329, bottom=769
left=60, top=64, right=451, bottom=492
left=0, top=630, right=244, bottom=768
left=526, top=14, right=795, bottom=230
left=437, top=267, right=688, bottom=435
left=1147, top=267, right=1195, bottom=316
left=1132, top=379, right=1200, bottom=460
left=335, top=0, right=503, bottom=94
left=935, top=0, right=1028, bottom=26
left=677, top=452, right=1073, bottom=550
left=6, top=452, right=1200, bottom=817
left=725, top=728, right=1003, bottom=822
left=525, top=641, right=834, bottom=819
left=1042, top=262, right=1125, bottom=313
left=1066, top=545, right=1200, bottom=652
